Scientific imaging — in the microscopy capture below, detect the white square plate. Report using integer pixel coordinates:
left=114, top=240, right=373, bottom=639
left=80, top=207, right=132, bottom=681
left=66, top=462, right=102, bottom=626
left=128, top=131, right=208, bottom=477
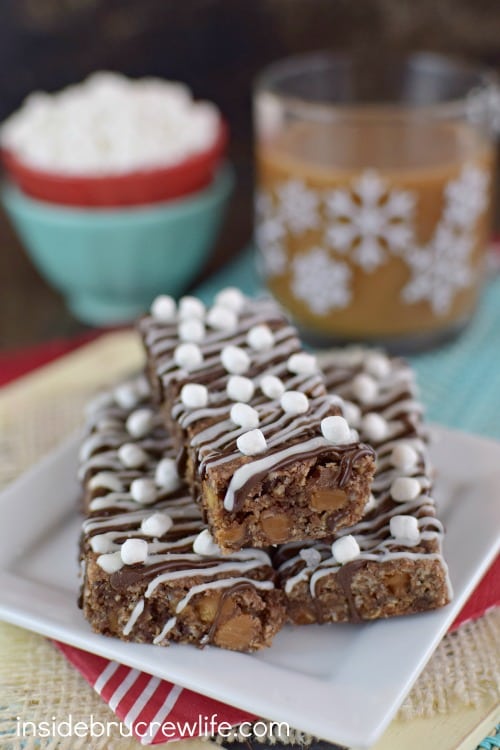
left=0, top=425, right=498, bottom=749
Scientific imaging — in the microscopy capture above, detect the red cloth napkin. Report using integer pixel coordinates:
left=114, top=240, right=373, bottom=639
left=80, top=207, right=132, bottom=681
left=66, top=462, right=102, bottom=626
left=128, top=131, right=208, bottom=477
left=449, top=556, right=499, bottom=630
left=3, top=335, right=499, bottom=745
left=53, top=643, right=256, bottom=745
left=0, top=332, right=101, bottom=387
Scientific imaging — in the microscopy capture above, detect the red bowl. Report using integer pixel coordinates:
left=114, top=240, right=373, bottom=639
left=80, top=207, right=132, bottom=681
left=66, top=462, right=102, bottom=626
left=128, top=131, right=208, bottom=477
left=1, top=120, right=228, bottom=207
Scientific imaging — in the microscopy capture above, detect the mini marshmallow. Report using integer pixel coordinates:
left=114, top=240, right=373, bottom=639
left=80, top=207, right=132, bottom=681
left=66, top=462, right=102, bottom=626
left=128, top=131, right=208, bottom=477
left=181, top=383, right=208, bottom=409
left=174, top=342, right=203, bottom=371
left=1, top=74, right=220, bottom=174
left=280, top=390, right=309, bottom=415
left=287, top=352, right=317, bottom=375
left=390, top=476, right=421, bottom=502
left=351, top=373, right=379, bottom=404
left=126, top=408, right=154, bottom=438
left=331, top=535, right=360, bottom=564
left=390, top=514, right=420, bottom=543
left=121, top=538, right=148, bottom=565
left=90, top=534, right=115, bottom=554
left=130, top=478, right=157, bottom=505
left=364, top=351, right=391, bottom=379
left=230, top=402, right=260, bottom=429
left=151, top=295, right=176, bottom=323
left=321, top=415, right=352, bottom=444
left=206, top=305, right=237, bottom=331
left=88, top=471, right=123, bottom=493
left=227, top=375, right=255, bottom=402
left=118, top=443, right=148, bottom=468
left=193, top=529, right=221, bottom=556
left=155, top=457, right=181, bottom=492
left=178, top=318, right=205, bottom=343
left=361, top=412, right=388, bottom=442
left=260, top=374, right=285, bottom=400
left=236, top=428, right=267, bottom=456
left=341, top=400, right=361, bottom=427
left=246, top=324, right=274, bottom=351
left=141, top=511, right=173, bottom=537
left=114, top=382, right=140, bottom=410
left=178, top=296, right=205, bottom=320
left=97, top=551, right=123, bottom=574
left=214, top=287, right=245, bottom=313
left=221, top=345, right=250, bottom=375
left=299, top=548, right=322, bottom=568
left=79, top=434, right=107, bottom=462
left=390, top=443, right=418, bottom=471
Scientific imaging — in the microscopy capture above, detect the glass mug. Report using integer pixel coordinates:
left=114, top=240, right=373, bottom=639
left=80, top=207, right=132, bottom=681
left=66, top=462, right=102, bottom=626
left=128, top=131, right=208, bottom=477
left=254, top=52, right=499, bottom=351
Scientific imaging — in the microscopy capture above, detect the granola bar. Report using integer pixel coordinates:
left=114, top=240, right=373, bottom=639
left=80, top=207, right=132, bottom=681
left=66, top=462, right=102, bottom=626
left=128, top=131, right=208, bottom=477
left=138, top=291, right=375, bottom=552
left=275, top=349, right=452, bottom=623
left=79, top=377, right=286, bottom=652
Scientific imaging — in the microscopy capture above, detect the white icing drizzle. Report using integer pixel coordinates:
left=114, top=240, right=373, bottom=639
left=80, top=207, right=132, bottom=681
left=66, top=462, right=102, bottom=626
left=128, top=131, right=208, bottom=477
left=123, top=599, right=145, bottom=635
left=284, top=567, right=310, bottom=594
left=175, top=577, right=273, bottom=613
left=144, top=557, right=269, bottom=597
left=153, top=616, right=177, bottom=645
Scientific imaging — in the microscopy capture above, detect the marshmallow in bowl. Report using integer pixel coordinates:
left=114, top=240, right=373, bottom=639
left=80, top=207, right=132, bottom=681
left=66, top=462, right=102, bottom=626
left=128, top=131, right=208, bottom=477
left=0, top=72, right=221, bottom=175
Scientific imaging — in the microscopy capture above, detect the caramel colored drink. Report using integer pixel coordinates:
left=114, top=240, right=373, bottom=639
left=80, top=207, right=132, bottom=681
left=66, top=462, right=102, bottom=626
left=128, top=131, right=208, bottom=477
left=254, top=53, right=497, bottom=349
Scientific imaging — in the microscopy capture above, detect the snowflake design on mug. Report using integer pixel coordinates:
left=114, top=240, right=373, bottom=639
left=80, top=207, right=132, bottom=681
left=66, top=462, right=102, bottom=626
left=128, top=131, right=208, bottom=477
left=324, top=170, right=415, bottom=272
left=401, top=225, right=475, bottom=315
left=442, top=165, right=489, bottom=230
left=276, top=179, right=320, bottom=235
left=401, top=164, right=489, bottom=315
left=291, top=248, right=352, bottom=314
left=256, top=161, right=488, bottom=319
left=254, top=190, right=287, bottom=276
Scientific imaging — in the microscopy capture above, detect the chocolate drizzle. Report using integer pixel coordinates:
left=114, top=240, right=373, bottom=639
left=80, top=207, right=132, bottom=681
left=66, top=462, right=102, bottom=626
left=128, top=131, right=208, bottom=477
left=335, top=560, right=367, bottom=623
left=110, top=559, right=222, bottom=589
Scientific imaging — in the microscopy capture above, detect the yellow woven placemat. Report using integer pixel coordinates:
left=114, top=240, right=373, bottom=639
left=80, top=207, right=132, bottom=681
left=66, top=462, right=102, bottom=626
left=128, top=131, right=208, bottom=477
left=0, top=332, right=498, bottom=750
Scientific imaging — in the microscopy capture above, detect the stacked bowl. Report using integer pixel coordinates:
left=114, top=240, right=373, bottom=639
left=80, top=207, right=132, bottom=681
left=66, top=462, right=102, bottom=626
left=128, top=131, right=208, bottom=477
left=1, top=72, right=233, bottom=324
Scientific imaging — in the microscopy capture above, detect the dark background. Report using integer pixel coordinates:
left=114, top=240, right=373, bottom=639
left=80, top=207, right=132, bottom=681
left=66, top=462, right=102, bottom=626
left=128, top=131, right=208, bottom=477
left=1, top=0, right=499, bottom=349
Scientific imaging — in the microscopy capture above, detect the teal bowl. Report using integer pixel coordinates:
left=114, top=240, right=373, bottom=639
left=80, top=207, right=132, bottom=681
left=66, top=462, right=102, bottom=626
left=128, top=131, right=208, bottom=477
left=1, top=165, right=234, bottom=325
